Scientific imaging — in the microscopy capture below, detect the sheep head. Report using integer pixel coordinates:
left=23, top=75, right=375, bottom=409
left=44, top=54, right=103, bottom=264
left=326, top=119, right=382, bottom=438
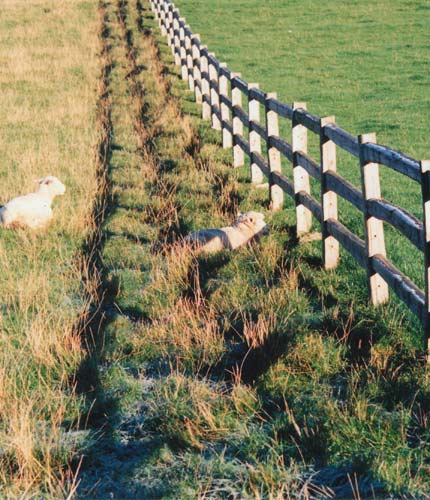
left=36, top=176, right=66, bottom=199
left=235, top=211, right=268, bottom=235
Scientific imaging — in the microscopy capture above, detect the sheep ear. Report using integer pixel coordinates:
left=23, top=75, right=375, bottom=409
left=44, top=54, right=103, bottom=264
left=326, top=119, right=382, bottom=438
left=43, top=179, right=53, bottom=185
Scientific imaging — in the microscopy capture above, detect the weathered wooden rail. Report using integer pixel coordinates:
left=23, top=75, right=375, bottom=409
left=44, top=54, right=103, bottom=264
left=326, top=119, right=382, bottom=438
left=150, top=0, right=430, bottom=361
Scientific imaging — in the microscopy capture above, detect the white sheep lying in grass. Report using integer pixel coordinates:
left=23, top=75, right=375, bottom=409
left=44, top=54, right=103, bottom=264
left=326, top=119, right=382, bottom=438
left=0, top=175, right=66, bottom=229
left=185, top=211, right=268, bottom=254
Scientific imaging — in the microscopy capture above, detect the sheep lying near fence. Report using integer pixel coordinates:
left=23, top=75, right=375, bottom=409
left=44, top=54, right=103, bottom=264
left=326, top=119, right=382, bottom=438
left=185, top=211, right=268, bottom=254
left=0, top=175, right=66, bottom=229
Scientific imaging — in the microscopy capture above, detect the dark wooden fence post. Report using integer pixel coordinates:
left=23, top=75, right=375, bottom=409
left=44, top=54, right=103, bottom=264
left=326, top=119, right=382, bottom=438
left=420, top=160, right=430, bottom=363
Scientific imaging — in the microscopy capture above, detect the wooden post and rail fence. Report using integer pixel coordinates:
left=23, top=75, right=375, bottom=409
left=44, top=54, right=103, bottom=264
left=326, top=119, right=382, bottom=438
left=151, top=0, right=430, bottom=362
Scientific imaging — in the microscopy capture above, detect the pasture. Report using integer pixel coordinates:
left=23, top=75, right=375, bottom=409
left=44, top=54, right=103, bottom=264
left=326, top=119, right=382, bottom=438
left=77, top=1, right=430, bottom=498
left=0, top=0, right=101, bottom=497
left=1, top=0, right=430, bottom=498
left=175, top=0, right=430, bottom=326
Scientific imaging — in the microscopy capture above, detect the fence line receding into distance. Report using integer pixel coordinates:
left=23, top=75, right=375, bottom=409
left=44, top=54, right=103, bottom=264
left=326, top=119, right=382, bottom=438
left=150, top=0, right=430, bottom=362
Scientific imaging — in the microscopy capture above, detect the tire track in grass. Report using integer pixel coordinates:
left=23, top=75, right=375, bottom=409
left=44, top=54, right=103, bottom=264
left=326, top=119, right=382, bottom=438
left=75, top=0, right=242, bottom=495
left=76, top=0, right=195, bottom=496
left=73, top=0, right=113, bottom=402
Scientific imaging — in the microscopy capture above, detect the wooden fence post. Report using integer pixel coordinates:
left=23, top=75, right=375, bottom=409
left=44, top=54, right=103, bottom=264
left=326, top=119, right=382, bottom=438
left=152, top=0, right=158, bottom=18
left=320, top=116, right=339, bottom=269
left=292, top=102, right=312, bottom=236
left=248, top=83, right=264, bottom=184
left=219, top=63, right=232, bottom=148
left=179, top=19, right=188, bottom=81
left=172, top=10, right=181, bottom=65
left=192, top=35, right=202, bottom=104
left=266, top=92, right=283, bottom=210
left=185, top=27, right=194, bottom=91
left=232, top=73, right=244, bottom=168
left=171, top=4, right=180, bottom=59
left=359, top=133, right=389, bottom=306
left=166, top=4, right=174, bottom=47
left=209, top=54, right=221, bottom=131
left=200, top=46, right=211, bottom=120
left=160, top=2, right=167, bottom=36
left=156, top=1, right=163, bottom=31
left=420, top=160, right=430, bottom=362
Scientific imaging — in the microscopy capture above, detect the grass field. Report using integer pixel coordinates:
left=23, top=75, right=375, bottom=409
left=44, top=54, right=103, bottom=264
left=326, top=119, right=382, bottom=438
left=0, top=0, right=101, bottom=497
left=73, top=1, right=430, bottom=498
left=174, top=0, right=430, bottom=157
left=174, top=0, right=430, bottom=327
left=2, top=0, right=430, bottom=498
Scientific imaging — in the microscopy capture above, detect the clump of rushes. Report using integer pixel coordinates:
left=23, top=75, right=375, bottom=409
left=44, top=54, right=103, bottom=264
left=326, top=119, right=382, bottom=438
left=145, top=373, right=260, bottom=450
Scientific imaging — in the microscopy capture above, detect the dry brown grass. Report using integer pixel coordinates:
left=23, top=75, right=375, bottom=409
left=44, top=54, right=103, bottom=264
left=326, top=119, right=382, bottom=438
left=0, top=0, right=103, bottom=496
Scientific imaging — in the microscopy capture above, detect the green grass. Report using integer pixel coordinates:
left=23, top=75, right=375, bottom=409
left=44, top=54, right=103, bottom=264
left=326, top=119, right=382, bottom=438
left=174, top=0, right=430, bottom=156
left=174, top=0, right=430, bottom=334
left=74, top=1, right=430, bottom=498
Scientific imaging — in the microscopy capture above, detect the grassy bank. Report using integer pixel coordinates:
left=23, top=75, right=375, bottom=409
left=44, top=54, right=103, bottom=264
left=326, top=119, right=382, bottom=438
left=0, top=0, right=102, bottom=496
left=75, top=1, right=430, bottom=498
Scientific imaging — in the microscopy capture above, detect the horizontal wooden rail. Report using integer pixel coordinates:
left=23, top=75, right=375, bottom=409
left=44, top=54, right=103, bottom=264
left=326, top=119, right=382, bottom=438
left=295, top=151, right=320, bottom=180
left=252, top=152, right=270, bottom=177
left=233, top=105, right=250, bottom=128
left=222, top=119, right=233, bottom=134
left=268, top=135, right=293, bottom=162
left=234, top=134, right=250, bottom=155
left=372, top=254, right=426, bottom=321
left=219, top=65, right=231, bottom=79
left=210, top=79, right=219, bottom=93
left=248, top=87, right=266, bottom=104
left=231, top=75, right=248, bottom=94
left=361, top=143, right=421, bottom=182
left=294, top=108, right=321, bottom=135
left=207, top=53, right=218, bottom=67
left=326, top=219, right=367, bottom=268
left=272, top=171, right=295, bottom=198
left=324, top=124, right=360, bottom=157
left=367, top=199, right=424, bottom=250
left=297, top=191, right=322, bottom=222
left=212, top=104, right=222, bottom=121
left=220, top=94, right=232, bottom=110
left=250, top=120, right=268, bottom=142
left=152, top=0, right=430, bottom=361
left=266, top=97, right=293, bottom=120
left=325, top=171, right=364, bottom=211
